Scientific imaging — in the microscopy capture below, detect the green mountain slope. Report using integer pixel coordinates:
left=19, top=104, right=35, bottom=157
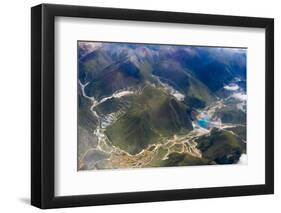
left=84, top=61, right=144, bottom=99
left=105, top=85, right=193, bottom=154
left=195, top=128, right=246, bottom=164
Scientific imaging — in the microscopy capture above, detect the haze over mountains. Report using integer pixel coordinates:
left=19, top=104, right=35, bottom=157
left=78, top=41, right=247, bottom=170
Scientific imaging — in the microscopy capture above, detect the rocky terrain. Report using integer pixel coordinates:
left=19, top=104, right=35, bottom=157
left=77, top=42, right=247, bottom=170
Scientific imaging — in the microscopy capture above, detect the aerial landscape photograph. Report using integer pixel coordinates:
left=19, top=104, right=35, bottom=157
left=77, top=41, right=247, bottom=170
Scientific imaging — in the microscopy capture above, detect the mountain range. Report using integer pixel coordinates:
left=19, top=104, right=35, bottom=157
left=78, top=41, right=247, bottom=170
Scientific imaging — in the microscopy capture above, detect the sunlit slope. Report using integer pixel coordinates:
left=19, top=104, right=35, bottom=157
left=105, top=85, right=193, bottom=154
left=77, top=42, right=248, bottom=169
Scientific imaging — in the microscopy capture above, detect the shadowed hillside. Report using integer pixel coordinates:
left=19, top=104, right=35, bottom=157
left=77, top=41, right=247, bottom=170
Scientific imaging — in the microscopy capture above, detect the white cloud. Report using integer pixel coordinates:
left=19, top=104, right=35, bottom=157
left=237, top=154, right=247, bottom=165
left=224, top=84, right=239, bottom=91
left=232, top=92, right=247, bottom=101
left=78, top=41, right=102, bottom=55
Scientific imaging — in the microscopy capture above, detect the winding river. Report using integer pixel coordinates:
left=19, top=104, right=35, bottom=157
left=79, top=81, right=245, bottom=169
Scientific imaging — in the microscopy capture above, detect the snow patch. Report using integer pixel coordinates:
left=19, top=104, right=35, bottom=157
left=153, top=75, right=185, bottom=101
left=224, top=84, right=239, bottom=91
left=231, top=92, right=247, bottom=101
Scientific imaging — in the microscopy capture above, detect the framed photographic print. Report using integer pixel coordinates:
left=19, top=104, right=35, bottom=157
left=31, top=4, right=274, bottom=209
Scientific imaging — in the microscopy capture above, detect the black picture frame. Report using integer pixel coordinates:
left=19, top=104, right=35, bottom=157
left=31, top=3, right=274, bottom=209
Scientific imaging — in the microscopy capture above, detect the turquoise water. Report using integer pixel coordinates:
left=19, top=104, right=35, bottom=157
left=197, top=117, right=210, bottom=129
